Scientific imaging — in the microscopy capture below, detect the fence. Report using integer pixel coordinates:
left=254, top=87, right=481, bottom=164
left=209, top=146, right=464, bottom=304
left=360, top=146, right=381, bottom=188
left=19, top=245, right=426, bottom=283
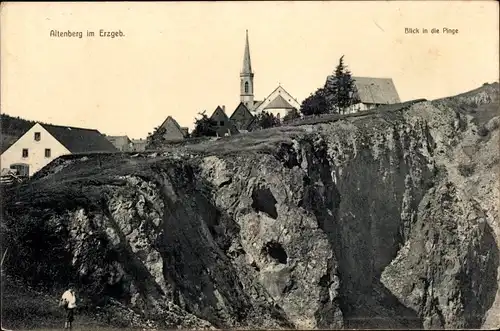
left=0, top=173, right=24, bottom=186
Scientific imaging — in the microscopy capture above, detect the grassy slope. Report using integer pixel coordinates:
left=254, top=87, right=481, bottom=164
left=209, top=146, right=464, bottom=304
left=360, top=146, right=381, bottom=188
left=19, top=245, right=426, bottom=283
left=2, top=276, right=108, bottom=330
left=433, top=82, right=499, bottom=126
left=0, top=114, right=39, bottom=153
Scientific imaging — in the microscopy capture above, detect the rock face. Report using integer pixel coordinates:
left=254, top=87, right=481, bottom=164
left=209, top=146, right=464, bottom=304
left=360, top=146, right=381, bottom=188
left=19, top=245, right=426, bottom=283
left=2, top=83, right=499, bottom=329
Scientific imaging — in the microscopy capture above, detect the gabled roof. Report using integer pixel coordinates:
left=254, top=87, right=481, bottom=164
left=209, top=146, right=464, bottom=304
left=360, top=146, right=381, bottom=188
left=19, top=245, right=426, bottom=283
left=159, top=116, right=188, bottom=138
left=230, top=102, right=253, bottom=120
left=230, top=102, right=255, bottom=130
left=40, top=123, right=118, bottom=153
left=210, top=106, right=230, bottom=121
left=265, top=94, right=296, bottom=109
left=254, top=85, right=301, bottom=113
left=211, top=106, right=239, bottom=135
left=352, top=76, right=400, bottom=104
left=326, top=76, right=401, bottom=105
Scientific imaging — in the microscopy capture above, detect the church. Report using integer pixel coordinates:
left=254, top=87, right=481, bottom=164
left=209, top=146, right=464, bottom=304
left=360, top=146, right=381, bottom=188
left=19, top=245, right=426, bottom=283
left=227, top=30, right=301, bottom=130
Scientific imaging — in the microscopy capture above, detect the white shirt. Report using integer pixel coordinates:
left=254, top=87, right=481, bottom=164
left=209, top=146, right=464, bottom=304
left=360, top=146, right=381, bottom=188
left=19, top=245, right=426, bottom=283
left=61, top=290, right=77, bottom=309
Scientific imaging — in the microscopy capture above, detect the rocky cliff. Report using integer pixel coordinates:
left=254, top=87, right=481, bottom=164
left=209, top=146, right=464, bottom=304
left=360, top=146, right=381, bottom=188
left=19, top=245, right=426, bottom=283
left=2, top=83, right=499, bottom=329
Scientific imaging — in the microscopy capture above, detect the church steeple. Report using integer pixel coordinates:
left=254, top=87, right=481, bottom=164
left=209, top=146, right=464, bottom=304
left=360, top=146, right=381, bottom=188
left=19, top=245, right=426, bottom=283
left=240, top=30, right=254, bottom=109
left=242, top=30, right=252, bottom=74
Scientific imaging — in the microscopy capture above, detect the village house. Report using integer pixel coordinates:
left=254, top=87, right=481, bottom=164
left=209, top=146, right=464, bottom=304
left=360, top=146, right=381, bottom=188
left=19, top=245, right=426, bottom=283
left=325, top=76, right=401, bottom=114
left=131, top=138, right=147, bottom=152
left=229, top=102, right=257, bottom=132
left=1, top=122, right=117, bottom=177
left=210, top=105, right=239, bottom=137
left=156, top=116, right=189, bottom=142
left=239, top=30, right=301, bottom=120
left=106, top=135, right=133, bottom=152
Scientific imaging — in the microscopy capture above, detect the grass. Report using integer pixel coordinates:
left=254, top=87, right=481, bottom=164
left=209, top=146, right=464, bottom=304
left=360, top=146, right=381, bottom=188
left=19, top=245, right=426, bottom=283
left=1, top=274, right=156, bottom=331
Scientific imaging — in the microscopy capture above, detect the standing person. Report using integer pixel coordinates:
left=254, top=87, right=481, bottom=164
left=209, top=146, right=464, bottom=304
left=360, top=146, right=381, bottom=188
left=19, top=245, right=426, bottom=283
left=60, top=286, right=77, bottom=330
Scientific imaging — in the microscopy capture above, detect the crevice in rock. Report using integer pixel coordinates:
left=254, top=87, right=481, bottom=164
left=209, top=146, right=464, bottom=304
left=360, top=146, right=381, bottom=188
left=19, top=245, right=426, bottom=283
left=218, top=178, right=232, bottom=189
left=262, top=241, right=288, bottom=264
left=282, top=277, right=296, bottom=294
left=274, top=142, right=300, bottom=169
left=251, top=187, right=278, bottom=219
left=298, top=137, right=425, bottom=329
left=250, top=261, right=260, bottom=272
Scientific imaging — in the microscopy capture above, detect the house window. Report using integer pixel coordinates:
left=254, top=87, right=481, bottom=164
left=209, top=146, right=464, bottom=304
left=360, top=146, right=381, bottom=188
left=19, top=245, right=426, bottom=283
left=244, top=82, right=249, bottom=93
left=22, top=149, right=28, bottom=158
left=45, top=148, right=51, bottom=158
left=219, top=121, right=224, bottom=126
left=34, top=132, right=41, bottom=141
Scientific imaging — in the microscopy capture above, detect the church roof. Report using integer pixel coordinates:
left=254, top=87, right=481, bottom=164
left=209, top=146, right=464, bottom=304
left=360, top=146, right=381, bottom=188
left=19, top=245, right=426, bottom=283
left=264, top=94, right=296, bottom=110
left=241, top=30, right=252, bottom=74
left=253, top=85, right=301, bottom=113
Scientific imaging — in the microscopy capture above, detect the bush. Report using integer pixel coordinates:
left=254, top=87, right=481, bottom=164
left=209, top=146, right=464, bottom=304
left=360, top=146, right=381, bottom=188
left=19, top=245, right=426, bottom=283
left=191, top=111, right=218, bottom=138
left=300, top=88, right=328, bottom=116
left=255, top=111, right=280, bottom=129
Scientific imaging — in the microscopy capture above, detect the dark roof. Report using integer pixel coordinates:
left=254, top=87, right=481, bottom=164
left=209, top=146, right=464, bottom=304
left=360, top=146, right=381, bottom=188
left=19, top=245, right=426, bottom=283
left=159, top=116, right=188, bottom=138
left=265, top=95, right=296, bottom=109
left=211, top=106, right=239, bottom=136
left=230, top=102, right=255, bottom=130
left=326, top=76, right=401, bottom=104
left=41, top=123, right=118, bottom=153
left=210, top=106, right=231, bottom=121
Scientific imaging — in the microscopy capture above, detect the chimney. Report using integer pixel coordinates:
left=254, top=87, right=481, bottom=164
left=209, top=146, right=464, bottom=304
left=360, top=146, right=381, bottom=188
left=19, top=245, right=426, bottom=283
left=222, top=105, right=226, bottom=113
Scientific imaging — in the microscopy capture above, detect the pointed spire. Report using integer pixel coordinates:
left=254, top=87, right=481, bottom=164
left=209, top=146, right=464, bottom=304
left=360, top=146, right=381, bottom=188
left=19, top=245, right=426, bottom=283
left=242, top=29, right=252, bottom=74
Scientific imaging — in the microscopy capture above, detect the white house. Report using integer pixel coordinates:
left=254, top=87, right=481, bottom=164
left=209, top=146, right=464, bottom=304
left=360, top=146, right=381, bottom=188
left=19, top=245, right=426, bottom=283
left=1, top=122, right=117, bottom=177
left=325, top=76, right=401, bottom=114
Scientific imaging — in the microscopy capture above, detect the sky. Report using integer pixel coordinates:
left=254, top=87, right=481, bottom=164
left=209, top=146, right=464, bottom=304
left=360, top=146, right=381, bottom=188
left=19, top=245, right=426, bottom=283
left=1, top=1, right=498, bottom=139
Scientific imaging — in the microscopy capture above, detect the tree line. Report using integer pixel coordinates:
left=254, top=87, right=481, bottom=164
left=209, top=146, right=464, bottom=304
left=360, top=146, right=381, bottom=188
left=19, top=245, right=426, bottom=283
left=148, top=55, right=358, bottom=141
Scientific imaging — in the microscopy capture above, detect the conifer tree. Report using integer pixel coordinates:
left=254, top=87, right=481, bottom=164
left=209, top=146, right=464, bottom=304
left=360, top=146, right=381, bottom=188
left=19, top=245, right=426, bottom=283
left=324, top=55, right=357, bottom=114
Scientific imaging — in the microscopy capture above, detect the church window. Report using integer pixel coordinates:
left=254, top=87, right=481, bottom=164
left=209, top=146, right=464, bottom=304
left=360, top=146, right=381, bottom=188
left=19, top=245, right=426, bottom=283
left=245, top=82, right=249, bottom=93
